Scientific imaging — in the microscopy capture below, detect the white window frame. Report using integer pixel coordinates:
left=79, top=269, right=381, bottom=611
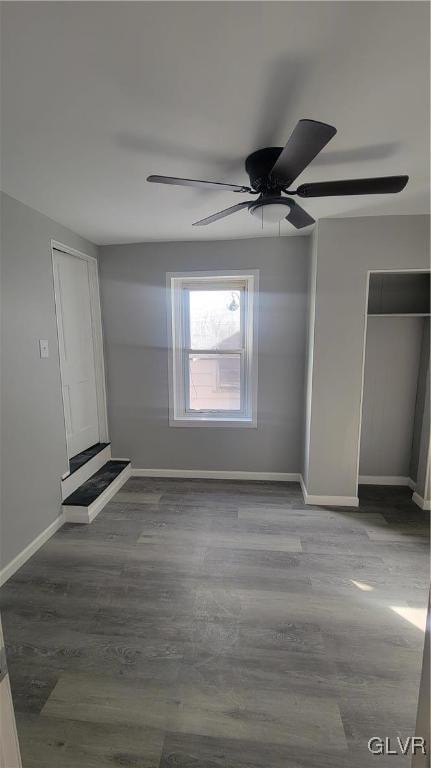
left=167, top=269, right=259, bottom=427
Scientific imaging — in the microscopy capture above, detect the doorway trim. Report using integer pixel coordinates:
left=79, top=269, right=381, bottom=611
left=51, top=240, right=109, bottom=468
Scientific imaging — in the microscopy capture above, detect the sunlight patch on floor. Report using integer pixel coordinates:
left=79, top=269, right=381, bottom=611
left=390, top=605, right=427, bottom=631
left=350, top=579, right=374, bottom=592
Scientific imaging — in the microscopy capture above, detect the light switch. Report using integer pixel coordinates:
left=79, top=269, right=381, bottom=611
left=39, top=339, right=49, bottom=358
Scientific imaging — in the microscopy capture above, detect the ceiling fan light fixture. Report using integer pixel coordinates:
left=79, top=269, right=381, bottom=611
left=250, top=201, right=289, bottom=224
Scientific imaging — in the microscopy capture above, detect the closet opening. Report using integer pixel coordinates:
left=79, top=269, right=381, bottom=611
left=358, top=270, right=430, bottom=507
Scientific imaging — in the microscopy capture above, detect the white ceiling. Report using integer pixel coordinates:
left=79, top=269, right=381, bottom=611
left=1, top=1, right=429, bottom=245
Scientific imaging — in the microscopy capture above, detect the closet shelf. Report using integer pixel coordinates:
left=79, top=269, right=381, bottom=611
left=367, top=272, right=430, bottom=316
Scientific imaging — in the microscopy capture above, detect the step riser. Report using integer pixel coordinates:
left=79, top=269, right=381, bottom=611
left=61, top=445, right=112, bottom=500
left=63, top=462, right=132, bottom=524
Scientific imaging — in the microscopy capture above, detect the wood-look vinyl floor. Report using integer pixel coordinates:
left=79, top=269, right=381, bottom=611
left=0, top=479, right=429, bottom=767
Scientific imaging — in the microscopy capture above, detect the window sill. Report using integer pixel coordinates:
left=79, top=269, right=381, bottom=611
left=169, top=416, right=257, bottom=428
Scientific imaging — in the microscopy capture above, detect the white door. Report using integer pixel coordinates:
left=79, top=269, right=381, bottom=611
left=1, top=619, right=22, bottom=768
left=53, top=249, right=100, bottom=458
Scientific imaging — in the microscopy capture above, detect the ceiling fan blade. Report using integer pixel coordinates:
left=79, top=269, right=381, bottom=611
left=193, top=201, right=251, bottom=226
left=296, top=175, right=409, bottom=197
left=270, top=119, right=337, bottom=186
left=147, top=175, right=250, bottom=193
left=285, top=201, right=315, bottom=229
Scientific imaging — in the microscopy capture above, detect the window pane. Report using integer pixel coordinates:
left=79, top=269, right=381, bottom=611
left=189, top=290, right=241, bottom=350
left=188, top=353, right=241, bottom=411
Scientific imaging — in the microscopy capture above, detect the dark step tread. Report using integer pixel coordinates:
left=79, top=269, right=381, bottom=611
left=69, top=443, right=110, bottom=476
left=63, top=460, right=130, bottom=507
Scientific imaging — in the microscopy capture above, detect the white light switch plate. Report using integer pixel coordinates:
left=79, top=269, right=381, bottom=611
left=39, top=339, right=49, bottom=358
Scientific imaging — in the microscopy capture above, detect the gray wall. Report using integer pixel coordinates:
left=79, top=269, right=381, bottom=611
left=359, top=317, right=423, bottom=478
left=415, top=362, right=430, bottom=502
left=411, top=319, right=430, bottom=482
left=99, top=236, right=310, bottom=473
left=0, top=192, right=98, bottom=569
left=302, top=229, right=318, bottom=486
left=304, top=214, right=430, bottom=500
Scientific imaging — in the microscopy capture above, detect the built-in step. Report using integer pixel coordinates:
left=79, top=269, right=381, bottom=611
left=63, top=460, right=131, bottom=524
left=61, top=443, right=112, bottom=500
left=69, top=442, right=110, bottom=476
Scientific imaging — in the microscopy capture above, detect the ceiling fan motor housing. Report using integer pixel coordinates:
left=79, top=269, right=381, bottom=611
left=245, top=147, right=284, bottom=192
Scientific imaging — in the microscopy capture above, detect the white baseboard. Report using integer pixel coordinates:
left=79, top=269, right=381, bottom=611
left=131, top=468, right=301, bottom=482
left=64, top=462, right=132, bottom=524
left=412, top=491, right=431, bottom=511
left=0, top=513, right=65, bottom=587
left=299, top=473, right=307, bottom=501
left=61, top=445, right=111, bottom=500
left=299, top=474, right=358, bottom=507
left=303, top=492, right=359, bottom=507
left=358, top=475, right=416, bottom=488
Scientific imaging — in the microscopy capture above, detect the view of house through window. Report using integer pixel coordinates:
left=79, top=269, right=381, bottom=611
left=188, top=290, right=242, bottom=411
left=168, top=271, right=258, bottom=424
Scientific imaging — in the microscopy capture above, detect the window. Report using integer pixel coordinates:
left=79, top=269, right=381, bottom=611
left=167, top=270, right=259, bottom=426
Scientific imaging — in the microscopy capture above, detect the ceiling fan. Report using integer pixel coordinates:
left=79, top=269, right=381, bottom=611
left=147, top=119, right=408, bottom=229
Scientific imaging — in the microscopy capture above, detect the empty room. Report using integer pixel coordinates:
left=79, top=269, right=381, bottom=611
left=0, top=2, right=430, bottom=767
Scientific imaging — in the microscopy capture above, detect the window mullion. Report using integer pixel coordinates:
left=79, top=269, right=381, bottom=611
left=185, top=348, right=244, bottom=355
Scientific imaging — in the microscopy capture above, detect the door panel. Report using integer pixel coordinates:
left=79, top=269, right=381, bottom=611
left=53, top=250, right=100, bottom=458
left=1, top=619, right=22, bottom=768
